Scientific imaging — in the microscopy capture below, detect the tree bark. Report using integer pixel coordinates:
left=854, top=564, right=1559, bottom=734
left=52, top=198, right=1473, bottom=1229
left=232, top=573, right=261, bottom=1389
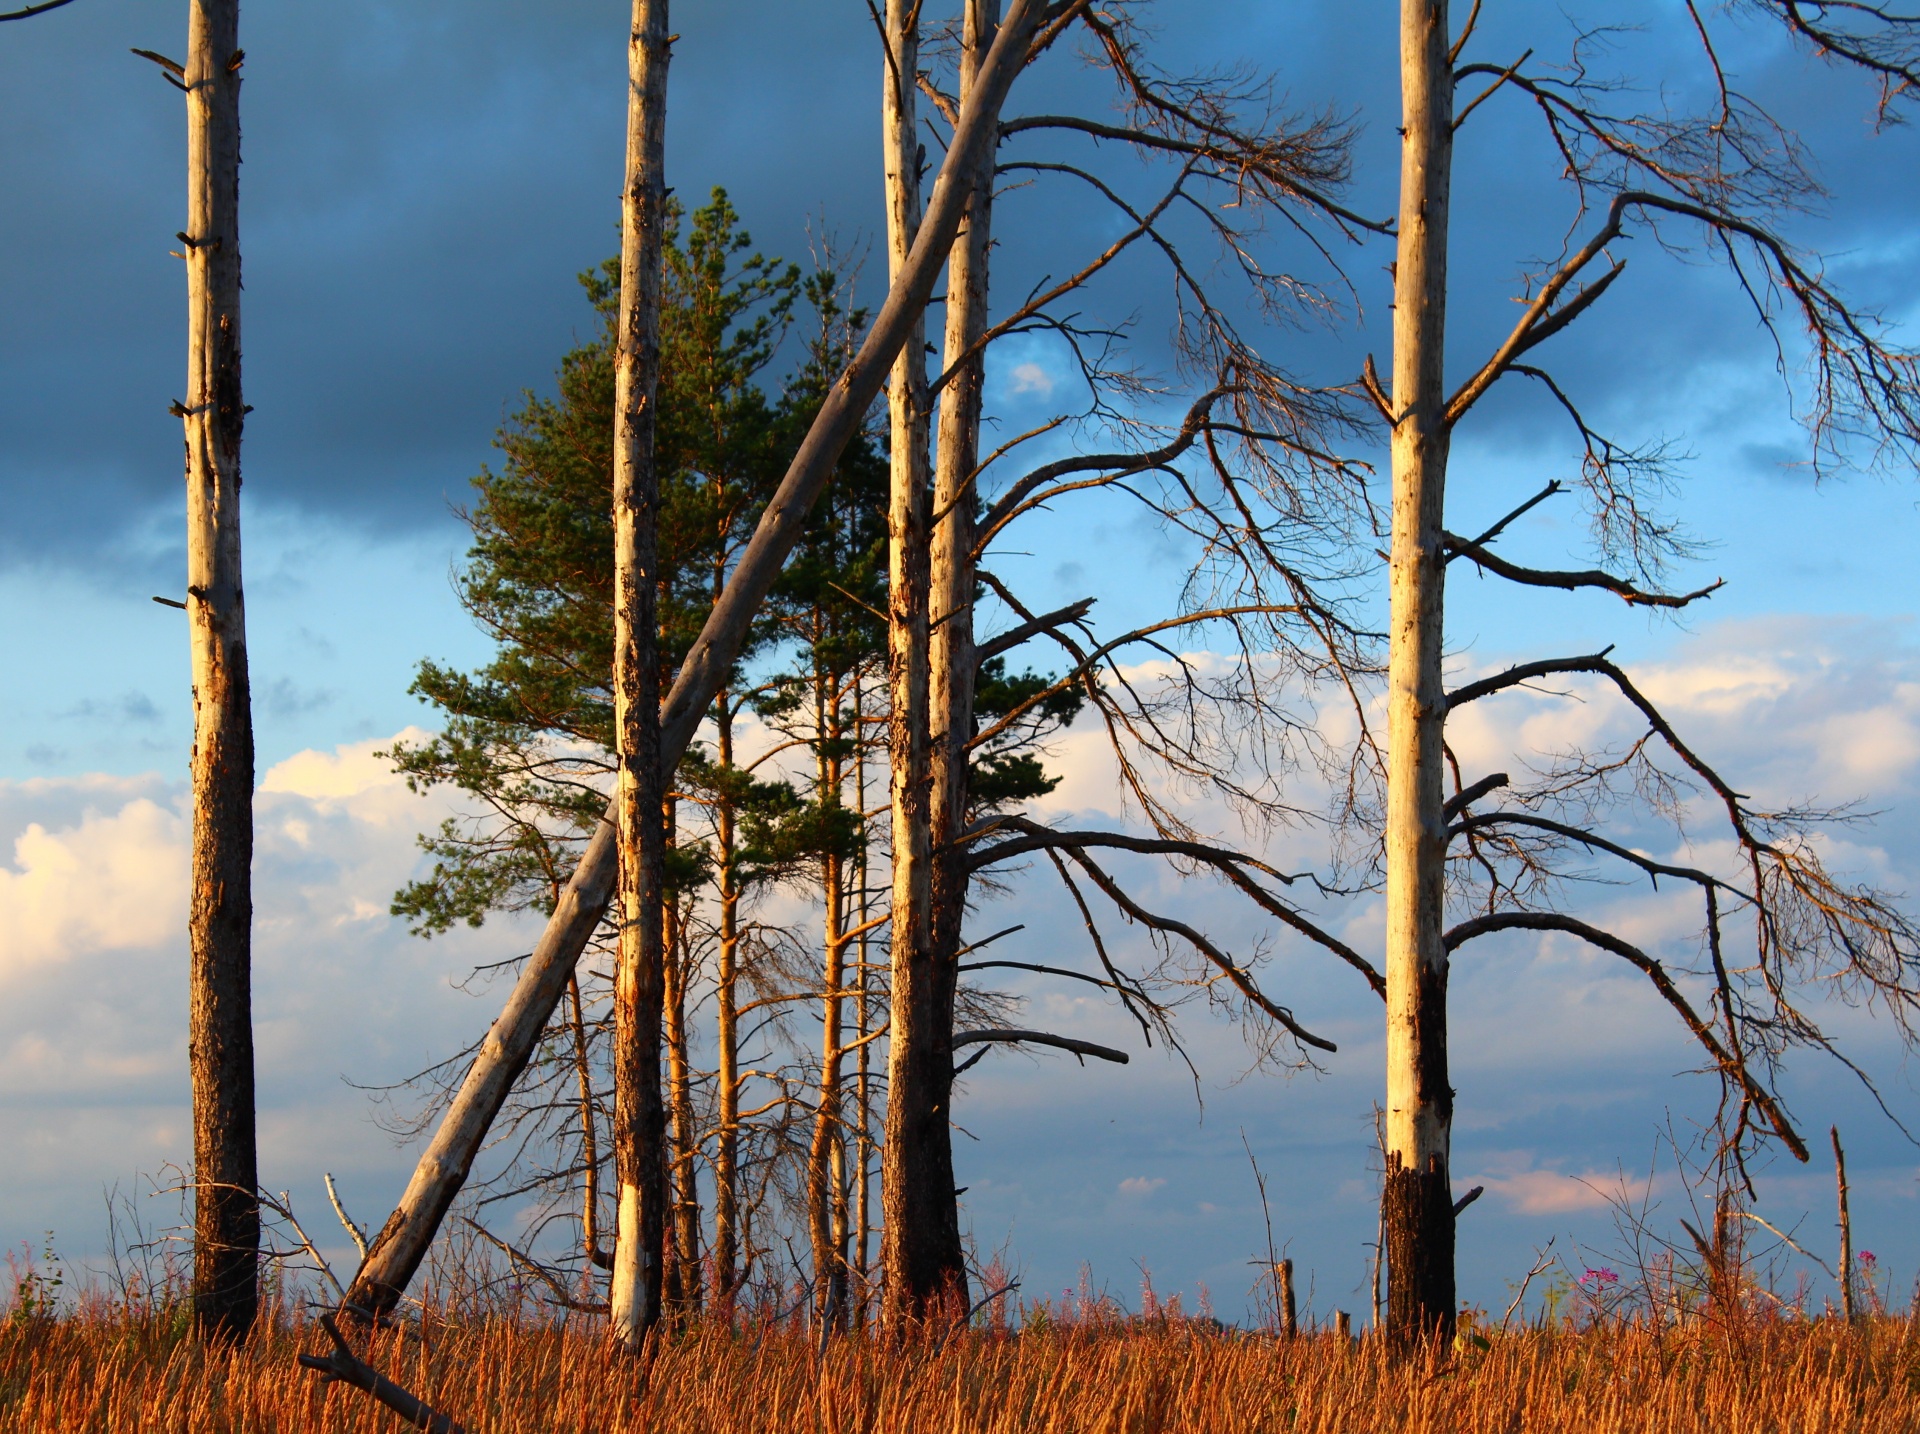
left=183, top=0, right=257, bottom=1343
left=607, top=0, right=670, bottom=1350
left=663, top=871, right=702, bottom=1312
left=1382, top=0, right=1457, bottom=1350
left=878, top=0, right=965, bottom=1334
left=853, top=667, right=877, bottom=1323
left=710, top=699, right=743, bottom=1307
left=565, top=974, right=602, bottom=1271
left=342, top=0, right=1051, bottom=1321
left=888, top=0, right=1002, bottom=1334
left=809, top=659, right=852, bottom=1329
left=1833, top=1125, right=1856, bottom=1320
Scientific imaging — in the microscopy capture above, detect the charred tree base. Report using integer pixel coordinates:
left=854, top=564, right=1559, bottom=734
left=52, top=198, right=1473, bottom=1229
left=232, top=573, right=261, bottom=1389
left=1383, top=1153, right=1456, bottom=1351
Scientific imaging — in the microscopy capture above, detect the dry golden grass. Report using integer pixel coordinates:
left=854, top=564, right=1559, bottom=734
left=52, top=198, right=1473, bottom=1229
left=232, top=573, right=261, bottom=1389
left=4, top=1302, right=1919, bottom=1433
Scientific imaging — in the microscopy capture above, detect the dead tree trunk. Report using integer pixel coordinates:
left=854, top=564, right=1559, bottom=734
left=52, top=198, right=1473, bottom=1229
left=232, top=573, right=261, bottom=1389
left=890, top=0, right=1002, bottom=1332
left=607, top=0, right=670, bottom=1350
left=182, top=0, right=257, bottom=1343
left=710, top=698, right=744, bottom=1306
left=1382, top=0, right=1457, bottom=1350
left=342, top=0, right=1056, bottom=1320
left=1833, top=1125, right=1856, bottom=1320
left=877, top=0, right=965, bottom=1334
left=663, top=872, right=702, bottom=1312
left=808, top=661, right=852, bottom=1328
left=853, top=666, right=878, bottom=1322
left=565, top=974, right=602, bottom=1270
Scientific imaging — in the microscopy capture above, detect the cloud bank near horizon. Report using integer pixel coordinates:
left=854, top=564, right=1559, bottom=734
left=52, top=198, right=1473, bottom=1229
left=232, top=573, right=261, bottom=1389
left=3, top=613, right=1917, bottom=1318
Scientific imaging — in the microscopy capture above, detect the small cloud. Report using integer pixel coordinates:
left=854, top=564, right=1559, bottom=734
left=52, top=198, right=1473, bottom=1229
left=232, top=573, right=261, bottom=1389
left=1006, top=361, right=1055, bottom=399
left=1118, top=1176, right=1166, bottom=1196
left=24, top=745, right=66, bottom=767
left=261, top=677, right=335, bottom=721
left=260, top=727, right=432, bottom=800
left=59, top=691, right=161, bottom=726
left=1469, top=1157, right=1618, bottom=1215
left=1740, top=441, right=1812, bottom=484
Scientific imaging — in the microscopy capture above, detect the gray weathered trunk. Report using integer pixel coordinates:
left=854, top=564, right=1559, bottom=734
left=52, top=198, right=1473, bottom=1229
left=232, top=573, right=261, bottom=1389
left=1382, top=0, right=1457, bottom=1348
left=183, top=0, right=257, bottom=1343
left=343, top=0, right=1049, bottom=1319
left=607, top=0, right=671, bottom=1350
left=877, top=0, right=968, bottom=1333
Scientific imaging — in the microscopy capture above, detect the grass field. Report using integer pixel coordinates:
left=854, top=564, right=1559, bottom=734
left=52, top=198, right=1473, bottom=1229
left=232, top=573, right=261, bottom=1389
left=3, top=1299, right=1916, bottom=1433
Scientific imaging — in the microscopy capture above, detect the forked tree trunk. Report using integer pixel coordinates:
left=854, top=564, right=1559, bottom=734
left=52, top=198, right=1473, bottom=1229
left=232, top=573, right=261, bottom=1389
left=342, top=0, right=1049, bottom=1321
left=608, top=0, right=670, bottom=1350
left=1382, top=0, right=1458, bottom=1349
left=183, top=0, right=257, bottom=1343
left=878, top=0, right=962, bottom=1333
left=905, top=0, right=1002, bottom=1330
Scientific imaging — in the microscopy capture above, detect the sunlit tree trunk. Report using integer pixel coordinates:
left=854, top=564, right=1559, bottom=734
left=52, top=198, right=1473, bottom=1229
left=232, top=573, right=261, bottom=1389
left=565, top=973, right=603, bottom=1271
left=182, top=0, right=258, bottom=1344
left=340, top=0, right=1043, bottom=1321
left=711, top=695, right=744, bottom=1307
left=608, top=0, right=671, bottom=1351
left=662, top=859, right=703, bottom=1313
left=926, top=0, right=998, bottom=1276
left=878, top=0, right=960, bottom=1332
left=1383, top=0, right=1457, bottom=1349
left=852, top=668, right=877, bottom=1324
left=808, top=646, right=852, bottom=1328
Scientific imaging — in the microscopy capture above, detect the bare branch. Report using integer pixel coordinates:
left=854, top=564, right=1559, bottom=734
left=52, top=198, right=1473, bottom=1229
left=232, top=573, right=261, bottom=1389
left=1443, top=910, right=1808, bottom=1160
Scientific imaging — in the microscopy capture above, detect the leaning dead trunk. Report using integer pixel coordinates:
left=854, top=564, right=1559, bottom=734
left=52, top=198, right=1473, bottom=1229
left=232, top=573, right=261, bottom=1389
left=182, top=0, right=258, bottom=1343
left=342, top=0, right=1054, bottom=1321
left=607, top=0, right=670, bottom=1350
left=1382, top=0, right=1457, bottom=1348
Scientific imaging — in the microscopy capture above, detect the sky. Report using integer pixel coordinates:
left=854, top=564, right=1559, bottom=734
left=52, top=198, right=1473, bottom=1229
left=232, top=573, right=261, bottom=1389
left=2, top=0, right=1919, bottom=1324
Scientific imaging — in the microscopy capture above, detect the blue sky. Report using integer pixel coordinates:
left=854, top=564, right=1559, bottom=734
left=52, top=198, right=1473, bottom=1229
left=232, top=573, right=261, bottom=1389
left=2, top=0, right=1919, bottom=1323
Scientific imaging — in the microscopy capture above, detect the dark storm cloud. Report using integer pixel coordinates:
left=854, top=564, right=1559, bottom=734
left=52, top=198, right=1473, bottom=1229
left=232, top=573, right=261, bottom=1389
left=1, top=2, right=1913, bottom=570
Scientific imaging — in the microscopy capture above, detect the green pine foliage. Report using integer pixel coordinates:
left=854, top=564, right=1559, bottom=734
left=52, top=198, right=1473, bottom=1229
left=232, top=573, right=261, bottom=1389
left=389, top=187, right=1082, bottom=937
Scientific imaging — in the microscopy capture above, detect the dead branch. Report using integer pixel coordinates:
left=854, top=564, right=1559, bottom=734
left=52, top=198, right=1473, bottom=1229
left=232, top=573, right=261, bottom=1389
left=325, top=1174, right=370, bottom=1267
left=975, top=596, right=1095, bottom=662
left=1444, top=532, right=1723, bottom=607
left=952, top=1028, right=1129, bottom=1064
left=1443, top=910, right=1808, bottom=1161
left=297, top=1310, right=467, bottom=1434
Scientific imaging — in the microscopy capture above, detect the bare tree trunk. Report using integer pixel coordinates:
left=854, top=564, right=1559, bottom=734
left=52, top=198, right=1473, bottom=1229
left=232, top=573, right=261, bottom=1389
left=565, top=974, right=603, bottom=1270
left=1382, top=0, right=1457, bottom=1350
left=711, top=699, right=743, bottom=1307
left=608, top=0, right=670, bottom=1350
left=809, top=656, right=851, bottom=1328
left=342, top=0, right=1050, bottom=1320
left=853, top=667, right=877, bottom=1325
left=663, top=876, right=702, bottom=1313
left=182, top=0, right=257, bottom=1343
left=878, top=0, right=963, bottom=1334
left=1833, top=1125, right=1856, bottom=1320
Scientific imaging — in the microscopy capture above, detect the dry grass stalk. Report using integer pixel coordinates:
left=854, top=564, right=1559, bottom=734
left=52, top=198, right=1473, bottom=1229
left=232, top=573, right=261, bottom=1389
left=2, top=1301, right=1917, bottom=1432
